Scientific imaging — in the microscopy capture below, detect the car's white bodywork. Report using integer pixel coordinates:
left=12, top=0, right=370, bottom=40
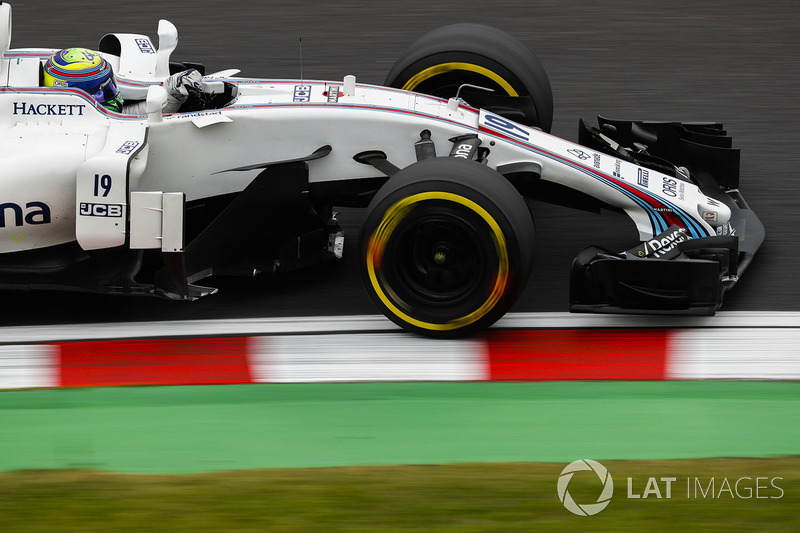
left=0, top=2, right=729, bottom=259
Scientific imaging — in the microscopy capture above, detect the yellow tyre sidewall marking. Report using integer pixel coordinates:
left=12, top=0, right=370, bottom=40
left=401, top=62, right=519, bottom=97
left=366, top=191, right=509, bottom=332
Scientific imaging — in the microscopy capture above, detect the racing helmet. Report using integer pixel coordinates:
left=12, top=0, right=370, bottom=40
left=43, top=48, right=123, bottom=112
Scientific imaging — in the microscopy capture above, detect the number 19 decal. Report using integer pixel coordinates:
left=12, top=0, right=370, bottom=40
left=481, top=112, right=530, bottom=142
left=93, top=174, right=112, bottom=197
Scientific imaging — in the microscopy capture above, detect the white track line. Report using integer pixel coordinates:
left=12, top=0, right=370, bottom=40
left=667, top=328, right=800, bottom=380
left=249, top=334, right=487, bottom=382
left=0, top=311, right=799, bottom=344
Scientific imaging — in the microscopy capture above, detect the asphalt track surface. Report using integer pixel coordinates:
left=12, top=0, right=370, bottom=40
left=4, top=1, right=799, bottom=325
left=2, top=382, right=798, bottom=473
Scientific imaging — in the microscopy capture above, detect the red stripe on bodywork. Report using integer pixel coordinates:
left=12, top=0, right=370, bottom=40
left=58, top=337, right=252, bottom=387
left=485, top=329, right=668, bottom=380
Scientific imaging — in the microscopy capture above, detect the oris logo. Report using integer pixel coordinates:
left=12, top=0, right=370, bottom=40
left=662, top=177, right=678, bottom=197
left=452, top=144, right=473, bottom=159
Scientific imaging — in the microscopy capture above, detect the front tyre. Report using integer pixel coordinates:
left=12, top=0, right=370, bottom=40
left=385, top=23, right=553, bottom=132
left=359, top=158, right=534, bottom=338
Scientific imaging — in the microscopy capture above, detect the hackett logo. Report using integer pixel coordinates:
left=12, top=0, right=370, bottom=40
left=13, top=102, right=85, bottom=116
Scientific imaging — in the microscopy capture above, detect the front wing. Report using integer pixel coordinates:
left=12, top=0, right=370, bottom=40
left=569, top=117, right=765, bottom=315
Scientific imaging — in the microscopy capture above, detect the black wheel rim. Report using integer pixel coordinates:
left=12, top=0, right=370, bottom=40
left=380, top=202, right=498, bottom=320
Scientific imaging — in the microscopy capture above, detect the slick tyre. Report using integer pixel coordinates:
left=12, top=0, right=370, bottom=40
left=385, top=23, right=553, bottom=132
left=360, top=157, right=535, bottom=338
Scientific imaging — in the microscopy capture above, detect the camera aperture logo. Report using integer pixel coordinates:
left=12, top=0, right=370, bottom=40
left=557, top=459, right=614, bottom=516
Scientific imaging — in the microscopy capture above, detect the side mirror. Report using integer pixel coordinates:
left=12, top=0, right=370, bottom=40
left=155, top=19, right=178, bottom=78
left=146, top=85, right=168, bottom=123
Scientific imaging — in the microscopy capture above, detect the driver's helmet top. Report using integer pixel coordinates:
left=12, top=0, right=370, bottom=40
left=43, top=48, right=123, bottom=112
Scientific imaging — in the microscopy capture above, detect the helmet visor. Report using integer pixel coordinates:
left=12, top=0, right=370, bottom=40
left=88, top=75, right=121, bottom=105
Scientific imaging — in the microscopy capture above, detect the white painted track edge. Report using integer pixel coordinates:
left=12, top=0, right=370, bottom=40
left=0, top=311, right=799, bottom=344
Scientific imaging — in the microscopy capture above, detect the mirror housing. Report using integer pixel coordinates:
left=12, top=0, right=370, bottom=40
left=146, top=85, right=168, bottom=123
left=155, top=19, right=178, bottom=78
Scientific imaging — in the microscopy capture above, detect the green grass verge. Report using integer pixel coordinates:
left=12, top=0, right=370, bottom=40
left=3, top=382, right=799, bottom=473
left=1, top=458, right=798, bottom=532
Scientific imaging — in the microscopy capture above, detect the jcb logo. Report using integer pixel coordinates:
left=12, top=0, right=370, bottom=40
left=80, top=203, right=123, bottom=218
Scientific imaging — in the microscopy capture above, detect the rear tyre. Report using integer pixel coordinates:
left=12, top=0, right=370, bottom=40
left=385, top=23, right=553, bottom=131
left=359, top=158, right=535, bottom=338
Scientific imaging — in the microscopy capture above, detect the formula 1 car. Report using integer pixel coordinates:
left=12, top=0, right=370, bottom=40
left=0, top=3, right=764, bottom=337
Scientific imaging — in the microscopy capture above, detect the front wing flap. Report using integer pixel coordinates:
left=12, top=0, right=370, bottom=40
left=570, top=235, right=739, bottom=315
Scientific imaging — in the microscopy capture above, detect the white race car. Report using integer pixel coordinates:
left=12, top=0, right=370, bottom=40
left=0, top=3, right=763, bottom=337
